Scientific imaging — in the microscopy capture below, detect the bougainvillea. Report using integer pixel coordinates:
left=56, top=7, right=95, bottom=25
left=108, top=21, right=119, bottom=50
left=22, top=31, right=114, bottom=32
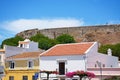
left=66, top=70, right=95, bottom=80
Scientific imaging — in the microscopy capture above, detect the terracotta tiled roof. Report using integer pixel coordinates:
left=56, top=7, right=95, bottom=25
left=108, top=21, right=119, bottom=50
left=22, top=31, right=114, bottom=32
left=40, top=42, right=94, bottom=56
left=7, top=52, right=41, bottom=60
left=0, top=49, right=5, bottom=52
left=19, top=41, right=29, bottom=44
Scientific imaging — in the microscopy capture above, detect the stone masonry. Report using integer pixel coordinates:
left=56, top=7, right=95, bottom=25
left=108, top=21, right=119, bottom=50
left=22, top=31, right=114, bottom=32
left=16, top=24, right=120, bottom=44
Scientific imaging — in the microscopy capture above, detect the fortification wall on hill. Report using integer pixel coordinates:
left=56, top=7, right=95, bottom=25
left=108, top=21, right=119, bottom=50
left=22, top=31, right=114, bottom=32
left=16, top=24, right=120, bottom=44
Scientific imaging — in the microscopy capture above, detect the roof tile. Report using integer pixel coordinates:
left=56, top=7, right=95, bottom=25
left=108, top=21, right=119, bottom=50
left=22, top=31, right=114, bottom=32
left=41, top=42, right=94, bottom=56
left=7, top=52, right=41, bottom=59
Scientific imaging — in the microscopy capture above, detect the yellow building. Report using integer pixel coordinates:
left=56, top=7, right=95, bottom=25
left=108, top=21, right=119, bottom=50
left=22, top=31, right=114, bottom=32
left=3, top=52, right=41, bottom=80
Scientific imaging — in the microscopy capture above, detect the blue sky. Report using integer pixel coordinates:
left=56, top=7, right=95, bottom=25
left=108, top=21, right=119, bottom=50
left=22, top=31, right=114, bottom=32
left=0, top=0, right=120, bottom=45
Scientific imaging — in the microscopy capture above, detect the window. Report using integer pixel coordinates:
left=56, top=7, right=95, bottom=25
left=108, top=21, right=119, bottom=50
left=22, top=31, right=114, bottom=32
left=111, top=65, right=113, bottom=67
left=23, top=76, right=28, bottom=80
left=59, top=62, right=65, bottom=75
left=9, top=61, right=15, bottom=69
left=28, top=60, right=33, bottom=68
left=20, top=44, right=23, bottom=47
left=32, top=75, right=37, bottom=80
left=95, top=64, right=97, bottom=67
left=9, top=76, right=14, bottom=80
left=103, top=64, right=105, bottom=67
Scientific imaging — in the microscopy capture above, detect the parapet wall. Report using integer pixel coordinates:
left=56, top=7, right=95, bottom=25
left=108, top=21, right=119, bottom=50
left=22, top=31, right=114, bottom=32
left=16, top=24, right=120, bottom=44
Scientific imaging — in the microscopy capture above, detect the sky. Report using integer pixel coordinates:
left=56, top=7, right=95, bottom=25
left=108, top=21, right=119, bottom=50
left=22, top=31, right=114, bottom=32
left=0, top=0, right=120, bottom=45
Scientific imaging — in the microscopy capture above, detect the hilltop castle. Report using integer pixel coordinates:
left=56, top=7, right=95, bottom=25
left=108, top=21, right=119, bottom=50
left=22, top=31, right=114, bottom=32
left=16, top=24, right=120, bottom=44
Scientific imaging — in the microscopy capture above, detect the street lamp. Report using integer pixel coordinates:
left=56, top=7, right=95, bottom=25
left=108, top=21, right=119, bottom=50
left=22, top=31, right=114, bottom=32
left=96, top=61, right=102, bottom=80
left=83, top=55, right=87, bottom=72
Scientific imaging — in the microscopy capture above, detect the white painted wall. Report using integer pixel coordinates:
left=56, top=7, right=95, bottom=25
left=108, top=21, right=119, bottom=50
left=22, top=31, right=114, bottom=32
left=5, top=41, right=39, bottom=57
left=87, top=53, right=118, bottom=68
left=29, top=41, right=38, bottom=51
left=40, top=55, right=86, bottom=76
left=40, top=42, right=119, bottom=79
left=86, top=42, right=119, bottom=68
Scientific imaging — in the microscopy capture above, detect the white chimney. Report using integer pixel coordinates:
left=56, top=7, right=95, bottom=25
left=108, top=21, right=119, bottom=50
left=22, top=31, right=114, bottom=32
left=107, top=48, right=112, bottom=56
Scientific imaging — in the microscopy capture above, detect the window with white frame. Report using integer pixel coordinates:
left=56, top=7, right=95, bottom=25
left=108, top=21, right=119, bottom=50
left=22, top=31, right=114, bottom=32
left=28, top=60, right=33, bottom=68
left=9, top=61, right=15, bottom=69
left=57, top=59, right=67, bottom=75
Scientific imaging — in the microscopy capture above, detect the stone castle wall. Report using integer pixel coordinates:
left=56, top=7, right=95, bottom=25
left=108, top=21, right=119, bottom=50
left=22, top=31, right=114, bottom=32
left=16, top=24, right=120, bottom=44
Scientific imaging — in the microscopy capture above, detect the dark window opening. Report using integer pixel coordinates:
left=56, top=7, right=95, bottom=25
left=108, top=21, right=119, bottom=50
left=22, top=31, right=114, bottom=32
left=23, top=76, right=28, bottom=80
left=20, top=44, right=23, bottom=47
left=28, top=61, right=33, bottom=68
left=103, top=64, right=105, bottom=67
left=9, top=61, right=15, bottom=69
left=9, top=76, right=14, bottom=80
left=32, top=76, right=37, bottom=80
left=59, top=62, right=65, bottom=75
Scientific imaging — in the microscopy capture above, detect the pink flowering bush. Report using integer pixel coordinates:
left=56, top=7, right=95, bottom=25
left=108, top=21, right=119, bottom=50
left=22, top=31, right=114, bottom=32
left=66, top=72, right=76, bottom=78
left=66, top=70, right=95, bottom=80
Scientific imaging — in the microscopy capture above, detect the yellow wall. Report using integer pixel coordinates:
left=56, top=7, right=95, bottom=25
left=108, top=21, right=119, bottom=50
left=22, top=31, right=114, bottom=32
left=3, top=69, right=39, bottom=80
left=4, top=58, right=39, bottom=80
left=5, top=59, right=39, bottom=69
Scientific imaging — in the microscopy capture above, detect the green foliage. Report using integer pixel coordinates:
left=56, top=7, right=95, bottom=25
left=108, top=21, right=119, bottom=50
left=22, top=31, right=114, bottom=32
left=30, top=33, right=48, bottom=42
left=1, top=36, right=24, bottom=48
left=30, top=33, right=75, bottom=50
left=38, top=38, right=58, bottom=50
left=99, top=43, right=120, bottom=59
left=1, top=33, right=76, bottom=50
left=30, top=33, right=58, bottom=50
left=56, top=34, right=75, bottom=44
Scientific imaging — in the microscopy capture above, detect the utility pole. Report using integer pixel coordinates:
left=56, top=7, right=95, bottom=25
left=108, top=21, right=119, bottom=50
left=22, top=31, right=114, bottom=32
left=96, top=61, right=102, bottom=80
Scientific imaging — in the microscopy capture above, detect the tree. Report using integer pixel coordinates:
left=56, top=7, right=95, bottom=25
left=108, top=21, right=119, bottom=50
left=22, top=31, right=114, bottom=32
left=56, top=34, right=75, bottom=44
left=30, top=33, right=48, bottom=42
left=30, top=33, right=58, bottom=50
left=1, top=36, right=24, bottom=48
left=38, top=38, right=57, bottom=50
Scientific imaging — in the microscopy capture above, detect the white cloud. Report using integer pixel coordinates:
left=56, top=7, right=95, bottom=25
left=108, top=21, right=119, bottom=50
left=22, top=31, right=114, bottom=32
left=0, top=18, right=84, bottom=33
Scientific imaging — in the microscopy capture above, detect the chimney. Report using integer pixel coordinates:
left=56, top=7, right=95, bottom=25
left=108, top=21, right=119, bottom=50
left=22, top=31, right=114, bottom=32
left=107, top=48, right=112, bottom=56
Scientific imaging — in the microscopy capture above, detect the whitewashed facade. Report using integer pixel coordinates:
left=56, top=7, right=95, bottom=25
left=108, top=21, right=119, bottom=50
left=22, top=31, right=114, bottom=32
left=40, top=42, right=119, bottom=80
left=4, top=39, right=39, bottom=57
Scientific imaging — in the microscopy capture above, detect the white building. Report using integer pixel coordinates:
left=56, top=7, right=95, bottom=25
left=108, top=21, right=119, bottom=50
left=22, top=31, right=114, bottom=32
left=0, top=49, right=5, bottom=79
left=4, top=39, right=40, bottom=57
left=40, top=42, right=120, bottom=80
